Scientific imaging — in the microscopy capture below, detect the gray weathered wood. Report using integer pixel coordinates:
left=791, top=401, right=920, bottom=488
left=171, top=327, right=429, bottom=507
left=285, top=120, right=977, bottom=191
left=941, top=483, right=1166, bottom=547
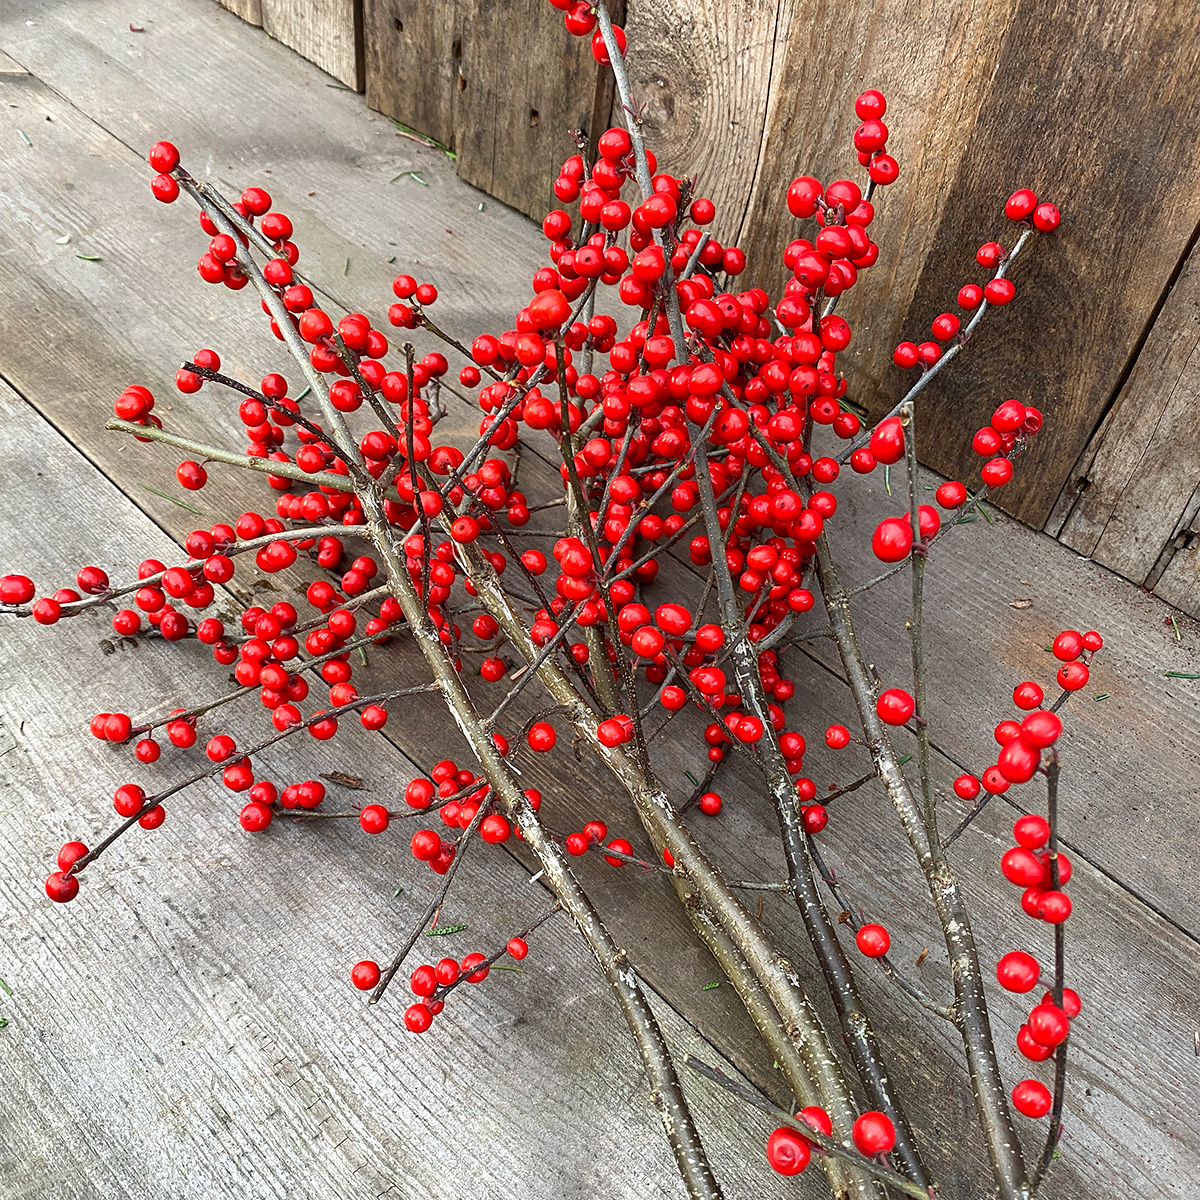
left=216, top=0, right=263, bottom=26
left=262, top=0, right=364, bottom=91
left=2, top=4, right=1199, bottom=1195
left=1054, top=243, right=1200, bottom=616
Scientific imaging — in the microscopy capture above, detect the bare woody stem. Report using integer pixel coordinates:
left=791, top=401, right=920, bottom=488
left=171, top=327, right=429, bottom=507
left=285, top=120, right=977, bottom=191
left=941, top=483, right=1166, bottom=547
left=354, top=484, right=724, bottom=1200
left=815, top=532, right=1030, bottom=1200
left=1032, top=754, right=1067, bottom=1193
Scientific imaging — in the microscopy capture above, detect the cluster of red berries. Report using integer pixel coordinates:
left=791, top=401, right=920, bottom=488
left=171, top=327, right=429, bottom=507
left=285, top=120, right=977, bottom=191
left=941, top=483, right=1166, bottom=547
left=764, top=1105, right=895, bottom=1176
left=351, top=933, right=529, bottom=1033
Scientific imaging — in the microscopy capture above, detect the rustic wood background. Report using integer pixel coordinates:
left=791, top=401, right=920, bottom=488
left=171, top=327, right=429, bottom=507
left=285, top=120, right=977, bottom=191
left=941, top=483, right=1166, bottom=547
left=219, top=0, right=1200, bottom=618
left=2, top=2, right=1199, bottom=1197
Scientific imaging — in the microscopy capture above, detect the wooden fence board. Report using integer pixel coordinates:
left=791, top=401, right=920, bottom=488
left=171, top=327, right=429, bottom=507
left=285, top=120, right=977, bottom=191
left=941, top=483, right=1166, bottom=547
left=216, top=0, right=263, bottom=26
left=1054, top=243, right=1200, bottom=615
left=363, top=0, right=606, bottom=219
left=362, top=0, right=459, bottom=150
left=883, top=0, right=1200, bottom=528
left=261, top=0, right=363, bottom=91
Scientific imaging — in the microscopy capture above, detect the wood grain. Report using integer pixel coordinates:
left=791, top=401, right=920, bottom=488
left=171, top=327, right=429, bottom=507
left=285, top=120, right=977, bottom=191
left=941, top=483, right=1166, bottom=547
left=216, top=0, right=263, bottom=26
left=2, top=5, right=1200, bottom=1195
left=362, top=0, right=460, bottom=150
left=261, top=0, right=364, bottom=91
left=362, top=0, right=605, bottom=219
left=894, top=0, right=1200, bottom=527
left=1055, top=243, right=1200, bottom=615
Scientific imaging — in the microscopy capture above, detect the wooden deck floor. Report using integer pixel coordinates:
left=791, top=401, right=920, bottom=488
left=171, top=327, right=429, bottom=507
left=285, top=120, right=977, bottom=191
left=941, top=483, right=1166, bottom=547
left=1, top=3, right=1198, bottom=1198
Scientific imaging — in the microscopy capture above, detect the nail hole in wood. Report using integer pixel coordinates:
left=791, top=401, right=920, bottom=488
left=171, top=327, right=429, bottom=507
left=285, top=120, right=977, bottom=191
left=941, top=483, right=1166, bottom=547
left=529, top=108, right=540, bottom=128
left=394, top=17, right=404, bottom=32
left=452, top=37, right=462, bottom=59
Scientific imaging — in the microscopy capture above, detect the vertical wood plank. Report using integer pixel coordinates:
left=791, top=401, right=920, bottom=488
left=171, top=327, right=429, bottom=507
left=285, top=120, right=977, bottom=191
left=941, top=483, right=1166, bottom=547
left=622, top=0, right=796, bottom=251
left=881, top=0, right=1200, bottom=526
left=1152, top=492, right=1200, bottom=616
left=363, top=0, right=604, bottom=219
left=216, top=0, right=263, bottom=25
left=452, top=0, right=597, bottom=216
left=262, top=0, right=364, bottom=91
left=1056, top=242, right=1200, bottom=595
left=362, top=0, right=460, bottom=150
left=732, top=0, right=1021, bottom=401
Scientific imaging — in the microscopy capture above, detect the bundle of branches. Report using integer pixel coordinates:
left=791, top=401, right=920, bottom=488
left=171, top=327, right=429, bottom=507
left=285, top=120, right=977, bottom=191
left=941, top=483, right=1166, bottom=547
left=2, top=4, right=1092, bottom=1197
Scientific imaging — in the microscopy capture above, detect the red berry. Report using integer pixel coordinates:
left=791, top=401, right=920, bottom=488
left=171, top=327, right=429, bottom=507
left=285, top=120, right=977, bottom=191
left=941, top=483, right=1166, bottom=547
left=1001, top=847, right=1046, bottom=887
left=1013, top=815, right=1050, bottom=849
left=1032, top=203, right=1060, bottom=232
left=359, top=804, right=390, bottom=834
left=404, top=1003, right=433, bottom=1032
left=528, top=721, right=557, bottom=752
left=506, top=937, right=529, bottom=960
left=825, top=724, right=851, bottom=749
left=875, top=688, right=914, bottom=726
left=1057, top=661, right=1089, bottom=691
left=953, top=773, right=981, bottom=800
left=1005, top=189, right=1038, bottom=221
left=1052, top=630, right=1084, bottom=661
left=852, top=1111, right=895, bottom=1155
left=996, top=951, right=1040, bottom=992
left=871, top=517, right=912, bottom=563
left=765, top=1126, right=811, bottom=1176
left=351, top=960, right=381, bottom=990
left=856, top=924, right=890, bottom=957
left=1018, top=1024, right=1055, bottom=1062
left=1012, top=1080, right=1052, bottom=1118
left=1035, top=890, right=1072, bottom=923
left=1027, top=1002, right=1070, bottom=1047
left=45, top=870, right=80, bottom=903
left=1043, top=987, right=1082, bottom=1019
left=1012, top=681, right=1044, bottom=710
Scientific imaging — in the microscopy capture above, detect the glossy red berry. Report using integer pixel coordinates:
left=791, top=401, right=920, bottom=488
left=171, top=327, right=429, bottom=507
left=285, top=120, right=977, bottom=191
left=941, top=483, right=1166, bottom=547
left=852, top=1111, right=895, bottom=1155
left=872, top=517, right=912, bottom=563
left=1052, top=630, right=1084, bottom=661
left=825, top=724, right=851, bottom=749
left=1013, top=815, right=1050, bottom=849
left=765, top=1126, right=811, bottom=1176
left=996, top=951, right=1040, bottom=992
left=359, top=804, right=390, bottom=834
left=404, top=1003, right=433, bottom=1032
left=1057, top=661, right=1089, bottom=691
left=875, top=688, right=914, bottom=726
left=1027, top=1002, right=1070, bottom=1047
left=351, top=960, right=381, bottom=990
left=856, top=924, right=890, bottom=957
left=953, top=773, right=981, bottom=800
left=506, top=937, right=529, bottom=960
left=45, top=870, right=80, bottom=902
left=528, top=721, right=557, bottom=752
left=1005, top=188, right=1038, bottom=220
left=1032, top=203, right=1061, bottom=232
left=1012, top=1080, right=1052, bottom=1118
left=1001, top=847, right=1046, bottom=887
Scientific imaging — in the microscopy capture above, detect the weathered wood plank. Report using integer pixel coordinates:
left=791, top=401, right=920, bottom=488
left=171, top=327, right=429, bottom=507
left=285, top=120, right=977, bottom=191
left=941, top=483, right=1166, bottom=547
left=2, top=6, right=1199, bottom=1195
left=261, top=0, right=364, bottom=91
left=362, top=0, right=460, bottom=150
left=451, top=0, right=597, bottom=218
left=1054, top=242, right=1200, bottom=614
left=216, top=0, right=263, bottom=26
left=0, top=380, right=798, bottom=1200
left=893, top=0, right=1200, bottom=527
left=362, top=0, right=604, bottom=219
